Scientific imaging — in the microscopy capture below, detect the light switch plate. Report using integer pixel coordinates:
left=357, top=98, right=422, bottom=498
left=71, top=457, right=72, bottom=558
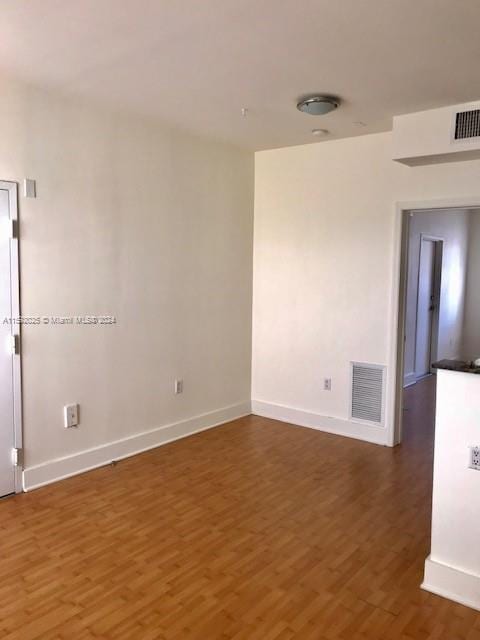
left=23, top=179, right=36, bottom=198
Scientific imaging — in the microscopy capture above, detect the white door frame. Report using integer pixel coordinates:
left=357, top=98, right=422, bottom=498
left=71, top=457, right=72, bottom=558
left=0, top=181, right=23, bottom=493
left=389, top=197, right=480, bottom=447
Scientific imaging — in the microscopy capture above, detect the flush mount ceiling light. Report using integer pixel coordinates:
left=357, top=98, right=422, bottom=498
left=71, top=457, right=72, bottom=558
left=297, top=95, right=339, bottom=116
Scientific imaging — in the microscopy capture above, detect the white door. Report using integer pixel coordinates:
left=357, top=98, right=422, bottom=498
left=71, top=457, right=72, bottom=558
left=0, top=183, right=19, bottom=497
left=415, top=238, right=437, bottom=378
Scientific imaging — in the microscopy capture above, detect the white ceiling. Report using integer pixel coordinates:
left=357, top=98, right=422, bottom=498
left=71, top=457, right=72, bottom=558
left=1, top=0, right=480, bottom=150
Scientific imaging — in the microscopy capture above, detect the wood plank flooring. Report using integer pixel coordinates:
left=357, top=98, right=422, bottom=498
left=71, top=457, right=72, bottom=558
left=1, top=377, right=479, bottom=639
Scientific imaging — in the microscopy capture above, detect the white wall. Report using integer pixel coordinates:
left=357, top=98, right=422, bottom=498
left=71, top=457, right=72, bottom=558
left=423, top=369, right=480, bottom=611
left=252, top=132, right=480, bottom=445
left=403, top=209, right=471, bottom=386
left=463, top=213, right=480, bottom=358
left=0, top=75, right=254, bottom=487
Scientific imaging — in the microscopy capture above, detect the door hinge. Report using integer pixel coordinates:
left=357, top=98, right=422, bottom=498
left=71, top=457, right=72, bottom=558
left=12, top=448, right=23, bottom=467
left=10, top=334, right=20, bottom=355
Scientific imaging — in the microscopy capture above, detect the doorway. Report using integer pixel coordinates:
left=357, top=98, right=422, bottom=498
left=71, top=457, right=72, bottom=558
left=0, top=181, right=22, bottom=497
left=414, top=236, right=443, bottom=380
left=395, top=204, right=480, bottom=445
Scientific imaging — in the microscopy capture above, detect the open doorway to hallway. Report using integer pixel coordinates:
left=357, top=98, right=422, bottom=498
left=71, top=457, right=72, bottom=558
left=411, top=235, right=443, bottom=382
left=399, top=206, right=480, bottom=444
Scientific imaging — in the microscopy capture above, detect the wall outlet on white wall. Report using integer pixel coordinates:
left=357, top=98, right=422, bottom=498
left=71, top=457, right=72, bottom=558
left=64, top=404, right=79, bottom=428
left=469, top=446, right=480, bottom=470
left=324, top=378, right=332, bottom=391
left=174, top=379, right=183, bottom=395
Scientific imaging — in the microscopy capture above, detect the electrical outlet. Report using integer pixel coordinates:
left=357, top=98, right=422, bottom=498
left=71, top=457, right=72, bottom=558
left=324, top=378, right=332, bottom=391
left=174, top=379, right=183, bottom=395
left=469, top=446, right=480, bottom=470
left=64, top=404, right=79, bottom=428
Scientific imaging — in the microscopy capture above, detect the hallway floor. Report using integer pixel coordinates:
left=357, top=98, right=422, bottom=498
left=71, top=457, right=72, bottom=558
left=0, top=378, right=479, bottom=639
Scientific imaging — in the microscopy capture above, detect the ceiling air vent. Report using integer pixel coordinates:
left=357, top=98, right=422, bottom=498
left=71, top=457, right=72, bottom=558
left=454, top=109, right=480, bottom=140
left=351, top=363, right=385, bottom=425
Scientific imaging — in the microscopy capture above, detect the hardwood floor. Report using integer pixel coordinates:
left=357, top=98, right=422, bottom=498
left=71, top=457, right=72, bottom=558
left=1, top=379, right=479, bottom=639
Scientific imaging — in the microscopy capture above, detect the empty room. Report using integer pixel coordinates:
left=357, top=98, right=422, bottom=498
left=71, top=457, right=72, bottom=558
left=1, top=1, right=480, bottom=638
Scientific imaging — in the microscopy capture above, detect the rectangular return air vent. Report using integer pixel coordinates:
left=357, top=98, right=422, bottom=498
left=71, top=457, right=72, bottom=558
left=454, top=109, right=480, bottom=140
left=351, top=363, right=385, bottom=425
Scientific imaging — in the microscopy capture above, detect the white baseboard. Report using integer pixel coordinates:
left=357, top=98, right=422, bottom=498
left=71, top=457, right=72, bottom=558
left=422, top=556, right=480, bottom=612
left=251, top=400, right=388, bottom=446
left=403, top=372, right=417, bottom=388
left=23, top=402, right=251, bottom=492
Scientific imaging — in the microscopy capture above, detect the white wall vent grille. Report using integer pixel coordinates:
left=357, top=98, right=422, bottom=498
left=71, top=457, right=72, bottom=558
left=351, top=363, right=385, bottom=425
left=454, top=109, right=480, bottom=140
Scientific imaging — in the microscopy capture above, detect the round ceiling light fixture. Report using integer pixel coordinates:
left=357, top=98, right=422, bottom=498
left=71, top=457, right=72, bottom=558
left=297, top=95, right=339, bottom=116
